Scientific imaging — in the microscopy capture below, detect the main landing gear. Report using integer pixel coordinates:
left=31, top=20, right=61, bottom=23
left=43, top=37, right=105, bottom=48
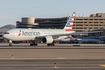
left=9, top=40, right=12, bottom=46
left=30, top=41, right=38, bottom=46
left=47, top=43, right=55, bottom=46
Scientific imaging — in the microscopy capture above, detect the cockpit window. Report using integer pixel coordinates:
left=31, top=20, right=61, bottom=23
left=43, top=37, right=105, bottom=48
left=4, top=32, right=9, bottom=34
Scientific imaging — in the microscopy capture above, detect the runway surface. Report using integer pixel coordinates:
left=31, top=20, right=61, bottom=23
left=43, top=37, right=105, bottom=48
left=0, top=43, right=105, bottom=58
left=0, top=59, right=105, bottom=70
left=0, top=43, right=105, bottom=49
left=0, top=43, right=105, bottom=70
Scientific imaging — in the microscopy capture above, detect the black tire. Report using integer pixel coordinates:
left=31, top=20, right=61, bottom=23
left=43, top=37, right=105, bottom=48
left=9, top=43, right=12, bottom=46
left=34, top=44, right=37, bottom=46
left=47, top=44, right=50, bottom=46
left=30, top=44, right=33, bottom=46
left=30, top=43, right=38, bottom=46
left=47, top=43, right=54, bottom=46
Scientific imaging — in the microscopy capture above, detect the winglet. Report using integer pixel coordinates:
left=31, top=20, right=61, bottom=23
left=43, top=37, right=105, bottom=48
left=64, top=12, right=75, bottom=31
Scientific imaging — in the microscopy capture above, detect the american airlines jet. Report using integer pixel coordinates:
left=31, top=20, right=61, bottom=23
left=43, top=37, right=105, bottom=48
left=3, top=12, right=100, bottom=46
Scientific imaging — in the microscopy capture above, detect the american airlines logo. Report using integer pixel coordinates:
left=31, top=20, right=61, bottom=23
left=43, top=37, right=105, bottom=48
left=18, top=30, right=21, bottom=36
left=22, top=31, right=40, bottom=36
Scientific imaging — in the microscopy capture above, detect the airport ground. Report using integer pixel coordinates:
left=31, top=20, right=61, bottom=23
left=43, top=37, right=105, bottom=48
left=0, top=43, right=105, bottom=70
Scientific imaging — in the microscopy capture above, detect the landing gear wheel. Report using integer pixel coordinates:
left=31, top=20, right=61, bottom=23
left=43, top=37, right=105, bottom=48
left=47, top=44, right=50, bottom=46
left=47, top=43, right=54, bottom=46
left=30, top=43, right=38, bottom=46
left=9, top=43, right=12, bottom=46
left=30, top=41, right=38, bottom=46
left=34, top=44, right=37, bottom=46
left=30, top=44, right=33, bottom=46
left=9, top=40, right=12, bottom=46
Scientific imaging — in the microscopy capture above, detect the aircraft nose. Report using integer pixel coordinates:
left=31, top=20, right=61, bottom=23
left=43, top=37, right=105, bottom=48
left=2, top=34, right=6, bottom=39
left=2, top=32, right=9, bottom=39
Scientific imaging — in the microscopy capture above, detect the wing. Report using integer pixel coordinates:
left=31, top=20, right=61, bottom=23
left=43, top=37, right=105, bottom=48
left=36, top=31, right=101, bottom=39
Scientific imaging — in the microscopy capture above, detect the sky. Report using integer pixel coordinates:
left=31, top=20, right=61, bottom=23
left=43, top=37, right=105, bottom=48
left=0, top=0, right=105, bottom=27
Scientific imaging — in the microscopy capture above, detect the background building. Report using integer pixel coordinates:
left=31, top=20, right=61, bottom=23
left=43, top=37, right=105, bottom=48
left=74, top=13, right=105, bottom=32
left=16, top=13, right=105, bottom=31
left=16, top=13, right=105, bottom=37
left=16, top=17, right=68, bottom=29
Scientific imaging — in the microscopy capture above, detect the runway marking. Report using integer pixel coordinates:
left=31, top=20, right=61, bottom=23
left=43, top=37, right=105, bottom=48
left=54, top=67, right=59, bottom=68
left=100, top=65, right=105, bottom=67
left=0, top=65, right=54, bottom=67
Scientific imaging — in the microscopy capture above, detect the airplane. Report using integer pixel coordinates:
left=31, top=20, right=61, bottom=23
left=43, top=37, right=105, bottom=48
left=59, top=35, right=75, bottom=43
left=76, top=38, right=101, bottom=44
left=59, top=35, right=101, bottom=44
left=2, top=12, right=101, bottom=46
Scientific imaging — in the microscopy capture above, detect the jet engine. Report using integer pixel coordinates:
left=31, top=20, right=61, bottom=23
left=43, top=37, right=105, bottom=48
left=42, top=36, right=53, bottom=43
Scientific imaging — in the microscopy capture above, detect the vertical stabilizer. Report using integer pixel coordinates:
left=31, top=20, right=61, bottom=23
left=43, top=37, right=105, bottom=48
left=64, top=12, right=75, bottom=31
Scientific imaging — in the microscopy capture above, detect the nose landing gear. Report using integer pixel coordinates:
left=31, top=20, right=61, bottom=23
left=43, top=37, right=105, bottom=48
left=9, top=40, right=12, bottom=46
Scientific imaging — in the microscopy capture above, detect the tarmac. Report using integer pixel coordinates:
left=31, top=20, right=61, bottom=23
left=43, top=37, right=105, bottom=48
left=0, top=59, right=105, bottom=70
left=0, top=43, right=105, bottom=70
left=0, top=43, right=105, bottom=49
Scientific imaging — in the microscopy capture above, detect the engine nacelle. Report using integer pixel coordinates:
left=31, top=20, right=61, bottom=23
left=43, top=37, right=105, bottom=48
left=42, top=36, right=53, bottom=43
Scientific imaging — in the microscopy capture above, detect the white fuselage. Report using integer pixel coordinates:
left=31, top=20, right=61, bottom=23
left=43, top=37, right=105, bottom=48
left=3, top=28, right=75, bottom=41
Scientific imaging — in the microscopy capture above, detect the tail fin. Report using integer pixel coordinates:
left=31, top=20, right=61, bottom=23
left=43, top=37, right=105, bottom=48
left=64, top=12, right=75, bottom=31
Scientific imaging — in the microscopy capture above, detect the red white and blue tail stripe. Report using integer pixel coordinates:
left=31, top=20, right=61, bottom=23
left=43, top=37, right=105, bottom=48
left=64, top=12, right=75, bottom=31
